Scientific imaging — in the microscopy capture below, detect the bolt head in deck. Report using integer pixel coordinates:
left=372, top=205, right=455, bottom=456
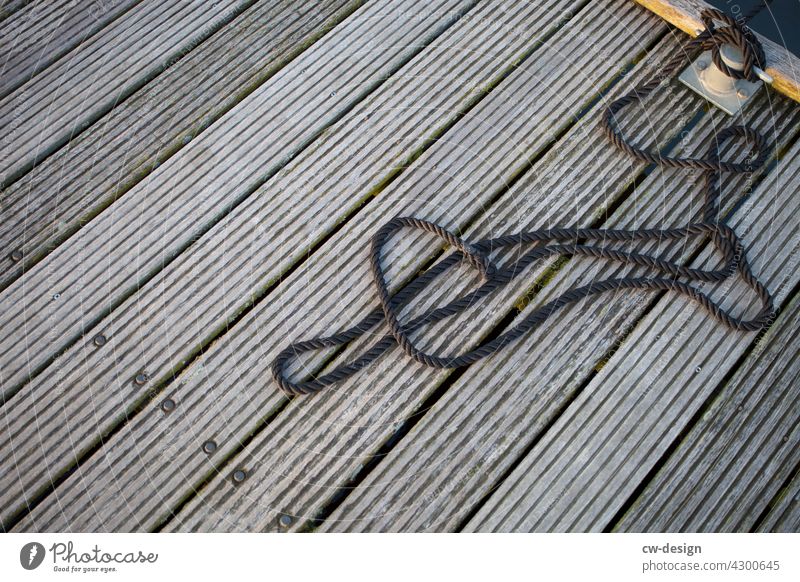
left=93, top=334, right=108, bottom=347
left=160, top=398, right=176, bottom=413
left=202, top=440, right=217, bottom=454
left=9, top=249, right=23, bottom=262
left=232, top=469, right=247, bottom=484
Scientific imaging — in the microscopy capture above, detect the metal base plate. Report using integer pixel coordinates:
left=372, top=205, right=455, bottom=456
left=678, top=51, right=761, bottom=115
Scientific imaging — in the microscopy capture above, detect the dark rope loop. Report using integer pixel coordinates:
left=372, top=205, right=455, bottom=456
left=700, top=8, right=766, bottom=83
left=271, top=7, right=773, bottom=396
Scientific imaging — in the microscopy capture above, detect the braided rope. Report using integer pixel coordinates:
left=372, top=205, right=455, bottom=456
left=272, top=9, right=774, bottom=396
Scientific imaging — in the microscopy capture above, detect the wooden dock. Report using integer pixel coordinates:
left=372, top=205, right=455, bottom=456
left=1, top=0, right=798, bottom=533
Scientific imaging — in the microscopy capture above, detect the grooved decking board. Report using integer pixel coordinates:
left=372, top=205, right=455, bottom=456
left=758, top=469, right=800, bottom=532
left=463, top=129, right=800, bottom=532
left=130, top=0, right=681, bottom=533
left=0, top=0, right=30, bottom=21
left=635, top=0, right=800, bottom=103
left=0, top=0, right=142, bottom=99
left=0, top=0, right=359, bottom=291
left=317, top=72, right=800, bottom=531
left=0, top=0, right=570, bottom=530
left=11, top=0, right=657, bottom=533
left=0, top=0, right=255, bottom=187
left=0, top=0, right=474, bottom=401
left=617, top=293, right=800, bottom=532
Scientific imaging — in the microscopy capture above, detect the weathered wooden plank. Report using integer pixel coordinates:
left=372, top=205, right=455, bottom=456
left=636, top=0, right=800, bottom=103
left=0, top=0, right=359, bottom=289
left=0, top=0, right=549, bottom=530
left=0, top=0, right=255, bottom=187
left=317, top=65, right=800, bottom=531
left=463, top=129, right=800, bottom=532
left=119, top=0, right=682, bottom=533
left=11, top=0, right=654, bottom=533
left=0, top=0, right=30, bottom=21
left=617, top=293, right=800, bottom=531
left=0, top=0, right=474, bottom=398
left=758, top=469, right=800, bottom=532
left=0, top=0, right=142, bottom=99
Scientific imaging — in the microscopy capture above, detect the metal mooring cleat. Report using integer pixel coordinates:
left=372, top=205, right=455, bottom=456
left=679, top=43, right=766, bottom=115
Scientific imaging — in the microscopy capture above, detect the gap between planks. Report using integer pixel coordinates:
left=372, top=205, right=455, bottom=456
left=756, top=460, right=800, bottom=532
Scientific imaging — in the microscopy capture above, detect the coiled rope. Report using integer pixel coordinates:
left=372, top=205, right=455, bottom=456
left=272, top=8, right=774, bottom=396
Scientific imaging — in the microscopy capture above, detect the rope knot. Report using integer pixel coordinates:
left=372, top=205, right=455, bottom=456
left=699, top=8, right=766, bottom=83
left=462, top=243, right=495, bottom=281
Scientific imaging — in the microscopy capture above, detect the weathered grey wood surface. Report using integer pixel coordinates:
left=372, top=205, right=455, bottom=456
left=0, top=0, right=254, bottom=187
left=156, top=0, right=677, bottom=533
left=2, top=0, right=798, bottom=533
left=0, top=0, right=359, bottom=290
left=1, top=0, right=478, bottom=528
left=618, top=293, right=800, bottom=532
left=13, top=0, right=663, bottom=532
left=0, top=0, right=31, bottom=21
left=0, top=0, right=474, bottom=399
left=464, top=133, right=800, bottom=532
left=317, top=83, right=800, bottom=531
left=314, top=36, right=701, bottom=532
left=0, top=0, right=142, bottom=99
left=758, top=470, right=800, bottom=533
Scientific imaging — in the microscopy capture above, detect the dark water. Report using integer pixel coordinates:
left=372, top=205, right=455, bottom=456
left=707, top=0, right=800, bottom=56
